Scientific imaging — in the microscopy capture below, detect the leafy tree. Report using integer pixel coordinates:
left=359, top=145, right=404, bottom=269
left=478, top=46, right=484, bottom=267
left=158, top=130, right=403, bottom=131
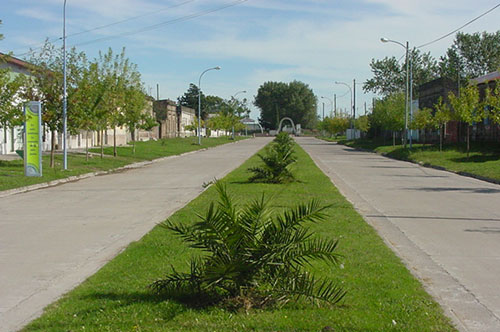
left=24, top=41, right=86, bottom=167
left=123, top=86, right=153, bottom=154
left=0, top=68, right=25, bottom=152
left=485, top=84, right=500, bottom=126
left=354, top=115, right=370, bottom=134
left=255, top=81, right=317, bottom=129
left=320, top=116, right=349, bottom=137
left=440, top=31, right=500, bottom=81
left=364, top=49, right=438, bottom=97
left=0, top=19, right=3, bottom=40
left=371, top=93, right=405, bottom=146
left=432, top=98, right=452, bottom=152
left=249, top=132, right=296, bottom=183
left=178, top=84, right=206, bottom=118
left=151, top=181, right=344, bottom=308
left=448, top=85, right=483, bottom=158
left=411, top=107, right=433, bottom=145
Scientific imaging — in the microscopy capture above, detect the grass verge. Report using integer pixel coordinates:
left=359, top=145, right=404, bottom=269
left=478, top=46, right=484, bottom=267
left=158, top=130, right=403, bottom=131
left=336, top=138, right=500, bottom=182
left=22, top=143, right=456, bottom=332
left=0, top=136, right=245, bottom=192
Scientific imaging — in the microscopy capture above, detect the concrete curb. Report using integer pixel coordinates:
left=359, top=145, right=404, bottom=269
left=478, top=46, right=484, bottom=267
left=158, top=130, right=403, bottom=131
left=334, top=141, right=500, bottom=186
left=0, top=138, right=250, bottom=199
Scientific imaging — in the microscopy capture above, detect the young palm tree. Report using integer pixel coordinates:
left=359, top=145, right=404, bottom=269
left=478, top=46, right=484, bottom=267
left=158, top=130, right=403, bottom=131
left=150, top=181, right=345, bottom=308
left=248, top=132, right=297, bottom=183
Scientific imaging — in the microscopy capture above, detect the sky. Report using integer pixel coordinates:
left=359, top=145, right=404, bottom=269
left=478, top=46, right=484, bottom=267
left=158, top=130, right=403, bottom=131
left=1, top=0, right=500, bottom=121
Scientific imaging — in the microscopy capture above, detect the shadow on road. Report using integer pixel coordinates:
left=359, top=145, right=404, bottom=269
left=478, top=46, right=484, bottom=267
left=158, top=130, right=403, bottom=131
left=403, top=187, right=500, bottom=194
left=366, top=214, right=500, bottom=222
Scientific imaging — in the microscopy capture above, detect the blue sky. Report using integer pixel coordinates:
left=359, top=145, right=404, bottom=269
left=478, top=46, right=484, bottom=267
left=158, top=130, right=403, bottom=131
left=1, top=0, right=500, bottom=120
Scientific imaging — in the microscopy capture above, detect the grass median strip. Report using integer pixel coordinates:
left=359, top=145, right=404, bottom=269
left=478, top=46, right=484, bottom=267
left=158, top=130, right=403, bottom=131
left=0, top=137, right=245, bottom=192
left=334, top=138, right=500, bottom=182
left=22, top=143, right=456, bottom=332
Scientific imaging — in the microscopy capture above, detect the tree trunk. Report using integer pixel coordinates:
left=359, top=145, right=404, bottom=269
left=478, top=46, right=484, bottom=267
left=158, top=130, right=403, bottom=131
left=439, top=125, right=443, bottom=152
left=85, top=130, right=89, bottom=162
left=100, top=129, right=104, bottom=159
left=113, top=127, right=117, bottom=157
left=467, top=125, right=470, bottom=159
left=50, top=130, right=55, bottom=168
left=392, top=131, right=395, bottom=147
left=3, top=126, right=7, bottom=154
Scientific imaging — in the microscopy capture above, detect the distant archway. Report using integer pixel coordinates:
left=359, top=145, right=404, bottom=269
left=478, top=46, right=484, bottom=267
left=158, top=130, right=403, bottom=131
left=277, top=117, right=296, bottom=134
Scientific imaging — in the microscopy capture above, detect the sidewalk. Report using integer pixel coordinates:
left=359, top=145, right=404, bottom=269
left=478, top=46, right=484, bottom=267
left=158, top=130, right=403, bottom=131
left=0, top=137, right=271, bottom=332
left=297, top=137, right=500, bottom=332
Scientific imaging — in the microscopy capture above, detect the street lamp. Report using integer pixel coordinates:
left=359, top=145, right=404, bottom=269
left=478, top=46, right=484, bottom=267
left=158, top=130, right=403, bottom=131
left=321, top=96, right=333, bottom=118
left=231, top=90, right=247, bottom=139
left=335, top=81, right=353, bottom=127
left=198, top=66, right=221, bottom=145
left=63, top=0, right=68, bottom=169
left=381, top=37, right=411, bottom=148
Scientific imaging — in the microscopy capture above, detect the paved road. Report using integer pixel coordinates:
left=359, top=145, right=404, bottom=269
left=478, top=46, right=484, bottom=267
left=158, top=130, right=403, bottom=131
left=297, top=137, right=500, bottom=332
left=0, top=137, right=271, bottom=332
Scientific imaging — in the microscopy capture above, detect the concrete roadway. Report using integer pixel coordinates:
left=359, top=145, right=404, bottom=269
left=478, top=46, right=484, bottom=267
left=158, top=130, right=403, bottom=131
left=297, top=137, right=500, bottom=332
left=0, top=137, right=271, bottom=332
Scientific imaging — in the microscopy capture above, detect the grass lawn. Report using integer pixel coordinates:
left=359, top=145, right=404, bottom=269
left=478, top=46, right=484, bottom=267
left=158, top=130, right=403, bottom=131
left=337, top=138, right=500, bottom=182
left=0, top=136, right=245, bottom=192
left=22, top=143, right=456, bottom=332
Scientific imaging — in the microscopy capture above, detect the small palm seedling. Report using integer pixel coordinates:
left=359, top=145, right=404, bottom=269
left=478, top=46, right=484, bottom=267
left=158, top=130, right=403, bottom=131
left=248, top=132, right=296, bottom=183
left=150, top=181, right=345, bottom=309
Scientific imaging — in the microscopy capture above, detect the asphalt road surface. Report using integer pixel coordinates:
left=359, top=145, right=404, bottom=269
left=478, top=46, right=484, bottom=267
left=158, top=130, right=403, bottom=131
left=0, top=137, right=271, bottom=332
left=297, top=137, right=500, bottom=332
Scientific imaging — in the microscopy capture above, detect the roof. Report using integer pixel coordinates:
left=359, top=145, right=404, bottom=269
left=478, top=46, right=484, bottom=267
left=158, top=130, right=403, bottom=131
left=0, top=52, right=32, bottom=73
left=471, top=71, right=500, bottom=85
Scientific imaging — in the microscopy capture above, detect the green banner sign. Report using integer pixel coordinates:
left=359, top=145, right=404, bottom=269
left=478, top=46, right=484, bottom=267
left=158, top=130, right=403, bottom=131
left=24, top=101, right=42, bottom=177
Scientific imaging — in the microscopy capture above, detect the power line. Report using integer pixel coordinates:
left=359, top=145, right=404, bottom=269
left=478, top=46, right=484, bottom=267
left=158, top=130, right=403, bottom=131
left=72, top=0, right=248, bottom=47
left=416, top=3, right=500, bottom=49
left=13, top=0, right=197, bottom=57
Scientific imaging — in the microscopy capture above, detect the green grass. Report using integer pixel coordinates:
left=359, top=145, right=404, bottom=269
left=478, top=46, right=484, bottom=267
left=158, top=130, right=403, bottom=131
left=22, top=143, right=456, bottom=332
left=337, top=138, right=500, bottom=182
left=0, top=136, right=244, bottom=191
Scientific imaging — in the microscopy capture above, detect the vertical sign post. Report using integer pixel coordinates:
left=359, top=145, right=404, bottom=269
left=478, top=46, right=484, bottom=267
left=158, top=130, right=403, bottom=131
left=24, top=101, right=42, bottom=177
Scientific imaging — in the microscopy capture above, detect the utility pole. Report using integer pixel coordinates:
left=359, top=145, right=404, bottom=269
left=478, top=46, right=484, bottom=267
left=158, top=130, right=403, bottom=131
left=322, top=102, right=325, bottom=121
left=156, top=84, right=159, bottom=100
left=364, top=101, right=367, bottom=116
left=334, top=93, right=337, bottom=117
left=353, top=79, right=356, bottom=127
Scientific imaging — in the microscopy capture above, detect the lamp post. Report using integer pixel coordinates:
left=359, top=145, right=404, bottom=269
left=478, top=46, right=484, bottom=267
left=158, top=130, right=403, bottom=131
left=335, top=81, right=353, bottom=127
left=321, top=96, right=333, bottom=118
left=381, top=37, right=410, bottom=148
left=198, top=66, right=221, bottom=145
left=231, top=90, right=246, bottom=139
left=62, top=0, right=68, bottom=169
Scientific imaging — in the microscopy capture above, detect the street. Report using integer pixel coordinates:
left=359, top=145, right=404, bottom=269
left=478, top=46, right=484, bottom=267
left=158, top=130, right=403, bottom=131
left=297, top=137, right=500, bottom=332
left=0, top=137, right=271, bottom=332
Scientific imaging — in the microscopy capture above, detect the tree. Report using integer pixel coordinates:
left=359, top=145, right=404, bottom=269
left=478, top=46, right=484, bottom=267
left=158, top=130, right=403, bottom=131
left=354, top=115, right=370, bottom=134
left=440, top=32, right=500, bottom=81
left=364, top=49, right=438, bottom=98
left=485, top=84, right=500, bottom=126
left=432, top=98, right=452, bottom=152
left=0, top=68, right=25, bottom=153
left=24, top=41, right=86, bottom=167
left=411, top=107, right=433, bottom=145
left=255, top=81, right=317, bottom=130
left=371, top=93, right=405, bottom=146
left=0, top=19, right=4, bottom=40
left=178, top=84, right=206, bottom=118
left=151, top=181, right=344, bottom=308
left=320, top=116, right=349, bottom=137
left=448, top=85, right=483, bottom=158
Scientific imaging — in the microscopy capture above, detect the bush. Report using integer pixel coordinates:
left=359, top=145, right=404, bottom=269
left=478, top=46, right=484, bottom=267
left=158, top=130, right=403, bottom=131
left=248, top=132, right=296, bottom=183
left=150, top=181, right=345, bottom=309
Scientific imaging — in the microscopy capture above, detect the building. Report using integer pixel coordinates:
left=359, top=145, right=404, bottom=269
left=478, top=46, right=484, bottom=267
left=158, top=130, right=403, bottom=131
left=153, top=99, right=196, bottom=138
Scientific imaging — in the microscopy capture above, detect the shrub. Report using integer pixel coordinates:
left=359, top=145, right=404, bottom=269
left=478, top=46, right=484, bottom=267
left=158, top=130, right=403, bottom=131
left=248, top=132, right=296, bottom=183
left=150, top=181, right=345, bottom=309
